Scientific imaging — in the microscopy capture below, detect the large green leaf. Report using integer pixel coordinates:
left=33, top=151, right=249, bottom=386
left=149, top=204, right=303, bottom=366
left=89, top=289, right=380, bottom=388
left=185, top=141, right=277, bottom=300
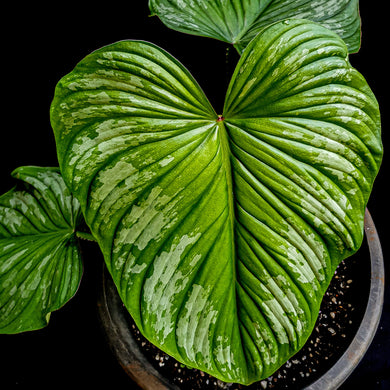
left=0, top=167, right=83, bottom=333
left=50, top=20, right=382, bottom=384
left=149, top=0, right=361, bottom=53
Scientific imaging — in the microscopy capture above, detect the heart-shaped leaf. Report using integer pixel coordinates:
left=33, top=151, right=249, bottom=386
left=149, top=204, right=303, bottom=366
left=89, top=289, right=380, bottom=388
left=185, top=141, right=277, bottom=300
left=50, top=20, right=382, bottom=384
left=0, top=166, right=83, bottom=334
left=149, top=0, right=361, bottom=53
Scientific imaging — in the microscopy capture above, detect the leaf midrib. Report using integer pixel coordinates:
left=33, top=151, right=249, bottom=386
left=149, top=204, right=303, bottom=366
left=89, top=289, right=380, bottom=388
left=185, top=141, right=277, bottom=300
left=217, top=118, right=239, bottom=291
left=0, top=229, right=76, bottom=242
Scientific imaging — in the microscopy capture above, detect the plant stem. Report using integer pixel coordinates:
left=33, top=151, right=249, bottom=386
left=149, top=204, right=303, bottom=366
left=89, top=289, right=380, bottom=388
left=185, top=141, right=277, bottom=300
left=75, top=231, right=97, bottom=242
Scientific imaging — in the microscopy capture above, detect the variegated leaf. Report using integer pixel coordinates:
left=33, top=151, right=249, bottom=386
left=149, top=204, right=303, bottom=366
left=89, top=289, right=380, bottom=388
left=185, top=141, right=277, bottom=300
left=149, top=0, right=361, bottom=53
left=0, top=166, right=82, bottom=333
left=50, top=20, right=382, bottom=384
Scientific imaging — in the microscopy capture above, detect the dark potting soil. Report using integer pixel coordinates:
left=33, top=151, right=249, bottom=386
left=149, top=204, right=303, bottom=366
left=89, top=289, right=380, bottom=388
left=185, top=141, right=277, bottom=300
left=127, top=239, right=371, bottom=389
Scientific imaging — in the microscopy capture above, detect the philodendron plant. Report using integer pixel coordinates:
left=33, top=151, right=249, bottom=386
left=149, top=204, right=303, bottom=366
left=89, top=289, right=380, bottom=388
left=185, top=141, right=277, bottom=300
left=0, top=2, right=383, bottom=386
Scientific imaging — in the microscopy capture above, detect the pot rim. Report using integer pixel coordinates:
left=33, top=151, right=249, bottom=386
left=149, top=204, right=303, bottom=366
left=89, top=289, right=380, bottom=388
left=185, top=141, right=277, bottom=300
left=97, top=208, right=384, bottom=390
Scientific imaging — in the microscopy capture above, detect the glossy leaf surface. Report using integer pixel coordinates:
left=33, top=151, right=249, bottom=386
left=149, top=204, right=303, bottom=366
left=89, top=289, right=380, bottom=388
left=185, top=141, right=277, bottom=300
left=50, top=20, right=382, bottom=384
left=0, top=167, right=82, bottom=333
left=149, top=0, right=361, bottom=53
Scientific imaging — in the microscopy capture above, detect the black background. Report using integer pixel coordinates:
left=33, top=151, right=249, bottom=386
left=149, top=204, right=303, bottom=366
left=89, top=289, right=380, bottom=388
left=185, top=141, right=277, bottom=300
left=1, top=3, right=388, bottom=388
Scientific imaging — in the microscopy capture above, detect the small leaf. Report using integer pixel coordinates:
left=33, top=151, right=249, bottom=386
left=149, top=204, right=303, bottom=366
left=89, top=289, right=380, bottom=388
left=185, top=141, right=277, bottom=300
left=149, top=0, right=361, bottom=53
left=0, top=166, right=83, bottom=334
left=50, top=20, right=382, bottom=384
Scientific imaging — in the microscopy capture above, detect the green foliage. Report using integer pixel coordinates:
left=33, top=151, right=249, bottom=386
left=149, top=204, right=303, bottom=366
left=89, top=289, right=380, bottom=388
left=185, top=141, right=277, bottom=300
left=49, top=19, right=381, bottom=384
left=0, top=167, right=83, bottom=333
left=149, top=0, right=361, bottom=53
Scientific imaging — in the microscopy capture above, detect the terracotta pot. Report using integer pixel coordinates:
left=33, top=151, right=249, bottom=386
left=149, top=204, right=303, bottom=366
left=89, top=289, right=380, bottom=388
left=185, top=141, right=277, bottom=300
left=97, top=209, right=384, bottom=390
